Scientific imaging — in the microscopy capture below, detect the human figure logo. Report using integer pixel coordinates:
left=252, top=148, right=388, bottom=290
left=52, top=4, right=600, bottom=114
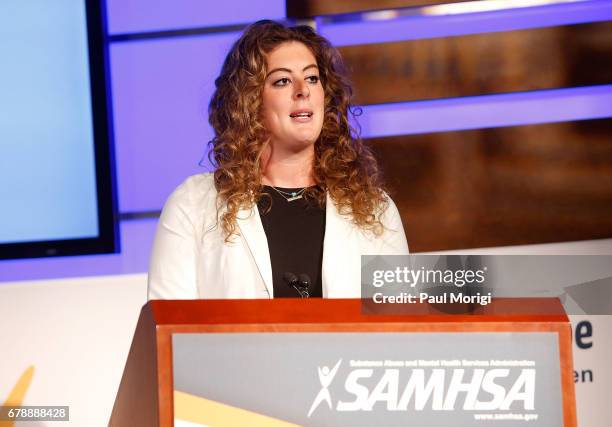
left=307, top=359, right=342, bottom=417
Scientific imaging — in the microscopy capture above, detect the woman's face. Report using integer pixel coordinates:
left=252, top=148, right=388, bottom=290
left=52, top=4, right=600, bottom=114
left=261, top=41, right=325, bottom=153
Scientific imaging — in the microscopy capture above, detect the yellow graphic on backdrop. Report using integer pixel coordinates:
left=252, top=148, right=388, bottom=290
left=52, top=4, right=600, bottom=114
left=0, top=366, right=34, bottom=427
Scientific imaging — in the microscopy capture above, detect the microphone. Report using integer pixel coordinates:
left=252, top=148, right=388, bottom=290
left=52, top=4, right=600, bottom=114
left=298, top=274, right=311, bottom=298
left=283, top=272, right=310, bottom=298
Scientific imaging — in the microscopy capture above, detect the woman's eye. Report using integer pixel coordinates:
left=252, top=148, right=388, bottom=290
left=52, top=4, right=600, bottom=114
left=273, top=78, right=290, bottom=87
left=307, top=76, right=320, bottom=84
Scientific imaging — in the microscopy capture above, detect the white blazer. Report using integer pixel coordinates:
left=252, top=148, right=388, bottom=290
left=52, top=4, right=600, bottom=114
left=147, top=173, right=409, bottom=299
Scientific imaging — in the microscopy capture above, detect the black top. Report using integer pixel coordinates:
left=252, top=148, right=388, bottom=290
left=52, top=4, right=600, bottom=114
left=257, top=186, right=325, bottom=298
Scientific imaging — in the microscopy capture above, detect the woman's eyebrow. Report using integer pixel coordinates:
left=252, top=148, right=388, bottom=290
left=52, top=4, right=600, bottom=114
left=266, top=64, right=318, bottom=79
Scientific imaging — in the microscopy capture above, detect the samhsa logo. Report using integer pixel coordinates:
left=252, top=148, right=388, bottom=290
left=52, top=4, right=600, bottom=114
left=308, top=359, right=535, bottom=417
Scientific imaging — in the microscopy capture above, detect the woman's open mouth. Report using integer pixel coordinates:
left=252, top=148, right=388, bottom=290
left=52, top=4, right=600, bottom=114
left=289, top=110, right=313, bottom=122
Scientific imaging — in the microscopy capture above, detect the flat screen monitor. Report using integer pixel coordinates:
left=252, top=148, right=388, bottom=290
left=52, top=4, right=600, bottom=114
left=0, top=0, right=118, bottom=260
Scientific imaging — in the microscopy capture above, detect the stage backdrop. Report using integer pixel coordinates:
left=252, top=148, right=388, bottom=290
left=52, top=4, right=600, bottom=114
left=1, top=1, right=612, bottom=426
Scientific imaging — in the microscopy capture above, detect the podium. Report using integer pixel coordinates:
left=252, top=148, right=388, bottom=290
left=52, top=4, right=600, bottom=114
left=109, top=298, right=576, bottom=426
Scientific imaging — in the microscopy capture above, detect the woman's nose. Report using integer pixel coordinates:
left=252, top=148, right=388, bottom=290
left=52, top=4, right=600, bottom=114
left=294, top=80, right=310, bottom=99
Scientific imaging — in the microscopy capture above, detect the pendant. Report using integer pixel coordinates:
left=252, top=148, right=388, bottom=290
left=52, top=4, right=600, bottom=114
left=287, top=194, right=303, bottom=202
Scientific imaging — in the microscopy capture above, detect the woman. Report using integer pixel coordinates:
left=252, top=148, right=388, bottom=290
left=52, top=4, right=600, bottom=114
left=148, top=20, right=408, bottom=300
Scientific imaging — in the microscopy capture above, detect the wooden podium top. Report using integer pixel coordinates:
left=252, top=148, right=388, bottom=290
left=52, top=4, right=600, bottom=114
left=147, top=297, right=568, bottom=326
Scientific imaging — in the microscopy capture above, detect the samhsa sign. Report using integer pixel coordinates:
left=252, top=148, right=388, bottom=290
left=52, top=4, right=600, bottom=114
left=173, top=332, right=563, bottom=426
left=309, top=359, right=535, bottom=416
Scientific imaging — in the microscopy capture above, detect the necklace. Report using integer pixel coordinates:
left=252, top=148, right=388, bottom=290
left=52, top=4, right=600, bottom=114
left=268, top=185, right=307, bottom=202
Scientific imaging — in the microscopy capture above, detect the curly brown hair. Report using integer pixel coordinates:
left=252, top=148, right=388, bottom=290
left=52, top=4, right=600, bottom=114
left=208, top=20, right=387, bottom=240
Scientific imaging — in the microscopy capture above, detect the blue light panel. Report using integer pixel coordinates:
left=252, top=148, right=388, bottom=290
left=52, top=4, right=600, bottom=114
left=106, top=0, right=286, bottom=35
left=0, top=0, right=99, bottom=244
left=110, top=33, right=241, bottom=213
left=358, top=85, right=612, bottom=138
left=320, top=0, right=612, bottom=46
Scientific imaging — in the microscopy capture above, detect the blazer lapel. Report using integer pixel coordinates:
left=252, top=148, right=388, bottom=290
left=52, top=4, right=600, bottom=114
left=236, top=205, right=274, bottom=297
left=321, top=193, right=349, bottom=298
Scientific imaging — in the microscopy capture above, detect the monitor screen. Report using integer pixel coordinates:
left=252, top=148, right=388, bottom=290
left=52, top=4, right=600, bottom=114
left=0, top=0, right=117, bottom=259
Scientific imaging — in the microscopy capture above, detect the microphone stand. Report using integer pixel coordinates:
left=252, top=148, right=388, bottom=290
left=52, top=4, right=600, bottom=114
left=283, top=272, right=311, bottom=298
